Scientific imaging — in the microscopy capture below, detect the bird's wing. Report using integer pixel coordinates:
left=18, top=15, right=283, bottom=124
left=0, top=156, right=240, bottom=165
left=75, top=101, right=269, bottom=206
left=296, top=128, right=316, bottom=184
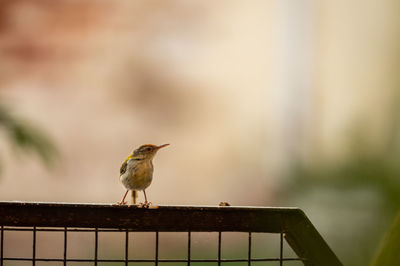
left=120, top=161, right=127, bottom=175
left=120, top=155, right=132, bottom=175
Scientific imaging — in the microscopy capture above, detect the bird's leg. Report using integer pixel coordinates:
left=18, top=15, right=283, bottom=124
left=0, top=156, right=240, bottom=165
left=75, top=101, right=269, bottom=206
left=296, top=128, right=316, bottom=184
left=139, top=190, right=151, bottom=208
left=117, top=190, right=129, bottom=205
left=144, top=190, right=152, bottom=207
left=143, top=190, right=148, bottom=203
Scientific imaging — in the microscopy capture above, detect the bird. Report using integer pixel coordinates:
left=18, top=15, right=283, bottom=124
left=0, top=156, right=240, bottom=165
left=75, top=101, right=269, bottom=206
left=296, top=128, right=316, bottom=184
left=117, top=143, right=169, bottom=207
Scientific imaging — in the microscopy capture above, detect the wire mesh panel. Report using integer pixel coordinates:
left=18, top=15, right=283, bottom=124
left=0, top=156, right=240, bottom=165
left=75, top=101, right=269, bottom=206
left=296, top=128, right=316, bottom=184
left=0, top=228, right=301, bottom=265
left=0, top=202, right=342, bottom=266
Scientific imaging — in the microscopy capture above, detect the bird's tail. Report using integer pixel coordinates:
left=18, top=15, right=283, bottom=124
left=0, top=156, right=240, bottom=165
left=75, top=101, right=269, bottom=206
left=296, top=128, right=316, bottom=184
left=131, top=190, right=137, bottom=205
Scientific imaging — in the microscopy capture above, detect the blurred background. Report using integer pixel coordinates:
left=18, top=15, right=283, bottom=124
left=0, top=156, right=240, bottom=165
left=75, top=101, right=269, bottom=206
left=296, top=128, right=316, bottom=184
left=0, top=0, right=399, bottom=265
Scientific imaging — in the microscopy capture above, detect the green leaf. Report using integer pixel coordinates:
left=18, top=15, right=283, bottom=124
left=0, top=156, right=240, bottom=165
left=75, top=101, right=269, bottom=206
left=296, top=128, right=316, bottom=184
left=0, top=104, right=58, bottom=169
left=371, top=211, right=400, bottom=266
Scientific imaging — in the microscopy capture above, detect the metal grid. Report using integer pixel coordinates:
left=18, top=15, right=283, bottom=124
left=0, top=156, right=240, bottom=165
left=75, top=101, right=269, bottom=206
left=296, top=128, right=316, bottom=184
left=0, top=202, right=342, bottom=266
left=0, top=227, right=302, bottom=265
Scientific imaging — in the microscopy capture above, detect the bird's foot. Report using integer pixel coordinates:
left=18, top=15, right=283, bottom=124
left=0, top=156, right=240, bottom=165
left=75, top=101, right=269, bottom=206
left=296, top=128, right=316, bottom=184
left=138, top=201, right=152, bottom=208
left=116, top=200, right=128, bottom=206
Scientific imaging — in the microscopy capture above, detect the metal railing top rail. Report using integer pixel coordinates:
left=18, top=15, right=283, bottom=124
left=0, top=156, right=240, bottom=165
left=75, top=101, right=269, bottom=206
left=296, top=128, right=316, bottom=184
left=0, top=201, right=342, bottom=266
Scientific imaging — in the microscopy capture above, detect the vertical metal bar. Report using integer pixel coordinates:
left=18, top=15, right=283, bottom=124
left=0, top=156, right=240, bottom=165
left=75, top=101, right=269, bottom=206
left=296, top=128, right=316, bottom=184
left=0, top=226, right=3, bottom=266
left=32, top=226, right=36, bottom=266
left=280, top=232, right=283, bottom=266
left=63, top=227, right=67, bottom=266
left=125, top=230, right=129, bottom=266
left=187, top=231, right=191, bottom=266
left=218, top=232, right=222, bottom=266
left=155, top=231, right=159, bottom=266
left=248, top=232, right=252, bottom=266
left=94, top=228, right=98, bottom=266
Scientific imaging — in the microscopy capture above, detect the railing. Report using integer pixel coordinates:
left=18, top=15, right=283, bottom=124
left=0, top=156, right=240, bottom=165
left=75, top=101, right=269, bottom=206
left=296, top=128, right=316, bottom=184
left=0, top=201, right=342, bottom=266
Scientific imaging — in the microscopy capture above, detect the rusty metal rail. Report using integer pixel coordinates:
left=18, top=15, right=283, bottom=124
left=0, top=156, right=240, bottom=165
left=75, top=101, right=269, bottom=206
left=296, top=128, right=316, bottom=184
left=0, top=201, right=342, bottom=266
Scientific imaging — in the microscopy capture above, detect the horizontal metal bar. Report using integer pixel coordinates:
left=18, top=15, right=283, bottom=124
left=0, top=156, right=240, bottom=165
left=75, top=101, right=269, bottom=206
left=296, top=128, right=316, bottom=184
left=2, top=257, right=303, bottom=262
left=0, top=202, right=295, bottom=232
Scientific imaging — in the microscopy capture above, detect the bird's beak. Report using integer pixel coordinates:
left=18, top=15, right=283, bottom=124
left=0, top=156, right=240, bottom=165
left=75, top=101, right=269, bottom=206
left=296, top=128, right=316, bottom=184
left=157, top=144, right=170, bottom=149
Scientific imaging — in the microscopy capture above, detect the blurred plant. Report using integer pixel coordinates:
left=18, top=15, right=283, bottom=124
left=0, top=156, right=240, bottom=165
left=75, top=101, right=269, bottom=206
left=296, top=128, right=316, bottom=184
left=282, top=106, right=400, bottom=266
left=282, top=144, right=400, bottom=266
left=371, top=210, right=400, bottom=266
left=0, top=103, right=58, bottom=173
left=288, top=147, right=400, bottom=212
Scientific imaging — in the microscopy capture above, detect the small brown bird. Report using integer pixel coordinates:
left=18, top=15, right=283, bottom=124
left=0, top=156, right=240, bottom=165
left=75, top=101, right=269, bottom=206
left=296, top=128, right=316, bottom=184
left=118, top=143, right=169, bottom=207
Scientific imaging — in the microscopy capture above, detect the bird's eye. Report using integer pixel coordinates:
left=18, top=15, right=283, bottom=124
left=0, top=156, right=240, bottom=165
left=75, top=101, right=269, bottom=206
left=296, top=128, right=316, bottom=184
left=145, top=147, right=151, bottom=151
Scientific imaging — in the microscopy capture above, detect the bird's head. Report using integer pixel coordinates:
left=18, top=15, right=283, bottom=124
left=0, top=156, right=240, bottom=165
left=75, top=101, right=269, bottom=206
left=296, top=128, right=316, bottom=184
left=132, top=143, right=169, bottom=160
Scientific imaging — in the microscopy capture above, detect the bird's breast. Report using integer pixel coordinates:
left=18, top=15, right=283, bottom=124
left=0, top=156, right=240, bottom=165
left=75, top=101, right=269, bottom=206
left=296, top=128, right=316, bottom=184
left=120, top=159, right=154, bottom=190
